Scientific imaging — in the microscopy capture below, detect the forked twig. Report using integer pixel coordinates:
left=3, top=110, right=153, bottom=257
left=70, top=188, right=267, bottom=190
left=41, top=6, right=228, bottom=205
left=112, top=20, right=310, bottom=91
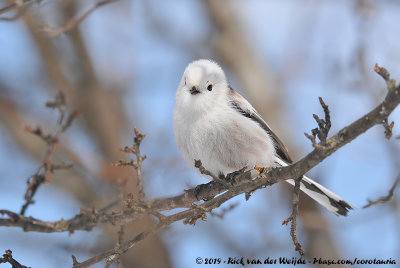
left=363, top=176, right=399, bottom=208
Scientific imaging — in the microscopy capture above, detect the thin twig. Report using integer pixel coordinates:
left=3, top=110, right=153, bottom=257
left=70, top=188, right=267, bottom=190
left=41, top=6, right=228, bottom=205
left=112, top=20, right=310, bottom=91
left=106, top=179, right=129, bottom=267
left=132, top=128, right=146, bottom=200
left=0, top=0, right=36, bottom=15
left=118, top=127, right=147, bottom=201
left=304, top=97, right=332, bottom=149
left=50, top=163, right=73, bottom=171
left=363, top=176, right=400, bottom=208
left=210, top=203, right=238, bottom=219
left=40, top=0, right=119, bottom=38
left=0, top=6, right=27, bottom=21
left=282, top=177, right=304, bottom=255
left=20, top=92, right=79, bottom=215
left=0, top=249, right=29, bottom=268
left=72, top=223, right=164, bottom=268
left=316, top=96, right=331, bottom=142
left=374, top=64, right=395, bottom=87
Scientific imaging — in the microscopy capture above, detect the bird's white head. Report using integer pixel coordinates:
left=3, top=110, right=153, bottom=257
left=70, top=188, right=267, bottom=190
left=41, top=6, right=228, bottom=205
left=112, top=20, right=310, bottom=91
left=175, top=59, right=229, bottom=116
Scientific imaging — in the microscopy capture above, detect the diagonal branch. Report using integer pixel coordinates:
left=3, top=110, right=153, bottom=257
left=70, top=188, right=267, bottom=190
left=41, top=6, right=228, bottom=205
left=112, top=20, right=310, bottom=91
left=0, top=0, right=36, bottom=16
left=40, top=0, right=119, bottom=38
left=0, top=249, right=29, bottom=268
left=363, top=175, right=400, bottom=209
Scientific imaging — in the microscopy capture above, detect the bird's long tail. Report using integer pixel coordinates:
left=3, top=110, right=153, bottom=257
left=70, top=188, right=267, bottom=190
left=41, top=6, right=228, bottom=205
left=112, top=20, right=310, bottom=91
left=275, top=157, right=354, bottom=216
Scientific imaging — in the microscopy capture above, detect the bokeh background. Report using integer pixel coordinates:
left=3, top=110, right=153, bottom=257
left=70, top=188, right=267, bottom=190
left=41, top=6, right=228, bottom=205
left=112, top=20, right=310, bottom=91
left=1, top=0, right=400, bottom=267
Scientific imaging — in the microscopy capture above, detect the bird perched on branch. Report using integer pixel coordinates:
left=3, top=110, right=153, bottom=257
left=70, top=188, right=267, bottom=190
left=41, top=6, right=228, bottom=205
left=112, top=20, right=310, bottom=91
left=173, top=59, right=353, bottom=216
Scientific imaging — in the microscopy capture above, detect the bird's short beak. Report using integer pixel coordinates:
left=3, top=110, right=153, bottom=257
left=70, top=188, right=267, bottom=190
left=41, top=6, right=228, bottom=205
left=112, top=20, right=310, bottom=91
left=190, top=86, right=200, bottom=95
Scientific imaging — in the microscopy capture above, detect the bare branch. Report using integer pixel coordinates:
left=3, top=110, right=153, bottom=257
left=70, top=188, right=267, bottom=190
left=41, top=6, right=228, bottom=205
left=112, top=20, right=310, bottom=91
left=132, top=128, right=146, bottom=201
left=117, top=127, right=147, bottom=201
left=304, top=96, right=332, bottom=149
left=304, top=131, right=326, bottom=150
left=20, top=92, right=79, bottom=215
left=45, top=91, right=66, bottom=124
left=61, top=110, right=81, bottom=133
left=210, top=203, right=238, bottom=219
left=374, top=64, right=396, bottom=139
left=50, top=163, right=73, bottom=171
left=282, top=177, right=304, bottom=255
left=374, top=64, right=395, bottom=88
left=0, top=0, right=36, bottom=16
left=316, top=96, right=331, bottom=141
left=363, top=175, right=400, bottom=208
left=0, top=5, right=27, bottom=21
left=0, top=249, right=29, bottom=268
left=40, top=0, right=119, bottom=38
left=72, top=225, right=161, bottom=268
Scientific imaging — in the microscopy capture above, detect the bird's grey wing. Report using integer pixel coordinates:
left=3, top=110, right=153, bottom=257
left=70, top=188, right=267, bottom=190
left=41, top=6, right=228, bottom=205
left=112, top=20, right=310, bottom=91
left=228, top=87, right=293, bottom=164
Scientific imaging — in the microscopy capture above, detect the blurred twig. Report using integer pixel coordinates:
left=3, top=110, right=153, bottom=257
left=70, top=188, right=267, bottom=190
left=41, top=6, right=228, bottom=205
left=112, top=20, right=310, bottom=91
left=0, top=0, right=36, bottom=15
left=363, top=175, right=400, bottom=209
left=116, top=128, right=147, bottom=201
left=41, top=0, right=119, bottom=37
left=0, top=5, right=27, bottom=20
left=20, top=92, right=79, bottom=215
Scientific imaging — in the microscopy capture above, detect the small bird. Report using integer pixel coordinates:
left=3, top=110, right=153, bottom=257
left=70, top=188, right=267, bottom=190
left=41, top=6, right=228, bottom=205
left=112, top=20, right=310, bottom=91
left=173, top=59, right=353, bottom=216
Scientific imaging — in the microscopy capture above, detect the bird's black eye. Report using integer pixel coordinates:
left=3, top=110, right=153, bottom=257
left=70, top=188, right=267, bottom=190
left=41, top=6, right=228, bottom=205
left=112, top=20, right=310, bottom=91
left=207, top=84, right=213, bottom=91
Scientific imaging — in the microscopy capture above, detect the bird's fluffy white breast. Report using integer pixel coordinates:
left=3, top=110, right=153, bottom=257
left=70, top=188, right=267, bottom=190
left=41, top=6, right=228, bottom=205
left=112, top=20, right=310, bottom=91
left=173, top=99, right=276, bottom=176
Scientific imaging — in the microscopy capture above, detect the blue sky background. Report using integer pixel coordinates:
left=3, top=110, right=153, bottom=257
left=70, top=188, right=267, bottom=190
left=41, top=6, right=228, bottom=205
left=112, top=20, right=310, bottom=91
left=1, top=0, right=400, bottom=267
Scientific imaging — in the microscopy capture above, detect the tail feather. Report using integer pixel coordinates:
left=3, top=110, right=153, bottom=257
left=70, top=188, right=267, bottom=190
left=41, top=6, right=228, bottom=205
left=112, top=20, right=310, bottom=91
left=275, top=157, right=354, bottom=216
